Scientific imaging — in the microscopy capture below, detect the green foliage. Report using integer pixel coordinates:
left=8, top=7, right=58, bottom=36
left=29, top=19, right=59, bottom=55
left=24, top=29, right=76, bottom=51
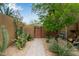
left=0, top=3, right=23, bottom=19
left=0, top=3, right=14, bottom=17
left=15, top=28, right=32, bottom=50
left=16, top=28, right=23, bottom=36
left=46, top=34, right=53, bottom=43
left=32, top=3, right=79, bottom=32
left=0, top=3, right=4, bottom=13
left=27, top=34, right=33, bottom=41
left=0, top=25, right=9, bottom=53
left=15, top=37, right=27, bottom=50
left=15, top=28, right=27, bottom=50
left=49, top=40, right=72, bottom=56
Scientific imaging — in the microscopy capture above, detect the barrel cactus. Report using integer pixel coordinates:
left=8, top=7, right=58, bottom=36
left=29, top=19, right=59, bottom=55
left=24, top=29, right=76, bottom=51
left=0, top=25, right=9, bottom=53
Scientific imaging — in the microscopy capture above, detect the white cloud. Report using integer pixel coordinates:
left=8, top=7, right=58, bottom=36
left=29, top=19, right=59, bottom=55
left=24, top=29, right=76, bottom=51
left=22, top=13, right=39, bottom=24
left=7, top=3, right=23, bottom=11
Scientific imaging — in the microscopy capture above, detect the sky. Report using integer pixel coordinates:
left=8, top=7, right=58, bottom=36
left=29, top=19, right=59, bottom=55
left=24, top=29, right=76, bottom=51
left=12, top=3, right=38, bottom=24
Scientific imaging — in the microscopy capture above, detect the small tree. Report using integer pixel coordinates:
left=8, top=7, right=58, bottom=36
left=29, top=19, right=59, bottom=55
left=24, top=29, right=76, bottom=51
left=32, top=3, right=79, bottom=41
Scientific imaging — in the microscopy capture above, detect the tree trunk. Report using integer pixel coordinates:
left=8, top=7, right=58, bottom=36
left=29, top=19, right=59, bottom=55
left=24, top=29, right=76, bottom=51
left=65, top=26, right=69, bottom=47
left=65, top=26, right=68, bottom=40
left=54, top=30, right=59, bottom=42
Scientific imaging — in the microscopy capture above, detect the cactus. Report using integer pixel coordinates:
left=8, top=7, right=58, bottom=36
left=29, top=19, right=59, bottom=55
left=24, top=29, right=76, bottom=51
left=0, top=25, right=9, bottom=53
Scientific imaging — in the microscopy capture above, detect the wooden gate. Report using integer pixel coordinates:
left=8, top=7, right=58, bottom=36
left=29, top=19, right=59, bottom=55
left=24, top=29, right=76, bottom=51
left=34, top=26, right=45, bottom=38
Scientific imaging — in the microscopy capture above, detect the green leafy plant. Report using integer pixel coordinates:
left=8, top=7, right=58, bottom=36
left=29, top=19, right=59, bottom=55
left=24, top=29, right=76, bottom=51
left=49, top=40, right=72, bottom=56
left=32, top=3, right=79, bottom=32
left=15, top=28, right=33, bottom=50
left=46, top=35, right=53, bottom=43
left=15, top=37, right=27, bottom=50
left=0, top=25, right=9, bottom=54
left=27, top=34, right=33, bottom=41
left=15, top=29, right=27, bottom=50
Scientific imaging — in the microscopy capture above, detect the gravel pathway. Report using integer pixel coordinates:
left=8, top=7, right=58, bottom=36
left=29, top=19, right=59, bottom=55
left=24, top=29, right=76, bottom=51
left=26, top=38, right=46, bottom=56
left=3, top=38, right=48, bottom=56
left=3, top=41, right=32, bottom=56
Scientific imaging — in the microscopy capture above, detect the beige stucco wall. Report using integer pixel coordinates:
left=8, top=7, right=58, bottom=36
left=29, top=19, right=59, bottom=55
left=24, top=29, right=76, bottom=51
left=23, top=25, right=34, bottom=37
left=0, top=14, right=15, bottom=46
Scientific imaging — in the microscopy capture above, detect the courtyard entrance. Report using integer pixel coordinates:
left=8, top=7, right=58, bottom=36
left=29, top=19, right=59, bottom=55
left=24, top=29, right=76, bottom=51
left=34, top=26, right=45, bottom=38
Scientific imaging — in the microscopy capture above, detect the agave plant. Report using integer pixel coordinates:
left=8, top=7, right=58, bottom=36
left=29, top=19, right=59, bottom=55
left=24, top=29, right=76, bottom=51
left=0, top=3, right=14, bottom=17
left=0, top=3, right=4, bottom=13
left=49, top=40, right=72, bottom=56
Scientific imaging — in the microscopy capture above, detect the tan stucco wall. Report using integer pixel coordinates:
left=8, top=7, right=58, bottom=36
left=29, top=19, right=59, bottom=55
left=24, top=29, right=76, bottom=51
left=0, top=14, right=15, bottom=46
left=23, top=25, right=34, bottom=37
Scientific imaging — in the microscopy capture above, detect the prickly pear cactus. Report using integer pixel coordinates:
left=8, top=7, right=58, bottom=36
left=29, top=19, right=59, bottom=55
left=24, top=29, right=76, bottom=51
left=0, top=25, right=9, bottom=53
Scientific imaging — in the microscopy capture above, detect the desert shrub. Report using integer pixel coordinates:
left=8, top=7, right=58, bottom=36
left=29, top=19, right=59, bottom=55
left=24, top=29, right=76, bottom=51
left=15, top=33, right=27, bottom=50
left=46, top=35, right=53, bottom=43
left=15, top=28, right=33, bottom=50
left=15, top=38, right=26, bottom=50
left=67, top=42, right=73, bottom=49
left=49, top=40, right=72, bottom=56
left=46, top=34, right=53, bottom=43
left=15, top=28, right=28, bottom=50
left=27, top=34, right=33, bottom=41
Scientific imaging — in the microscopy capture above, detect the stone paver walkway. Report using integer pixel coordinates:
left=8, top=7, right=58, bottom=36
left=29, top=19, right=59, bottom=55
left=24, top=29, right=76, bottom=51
left=26, top=38, right=46, bottom=56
